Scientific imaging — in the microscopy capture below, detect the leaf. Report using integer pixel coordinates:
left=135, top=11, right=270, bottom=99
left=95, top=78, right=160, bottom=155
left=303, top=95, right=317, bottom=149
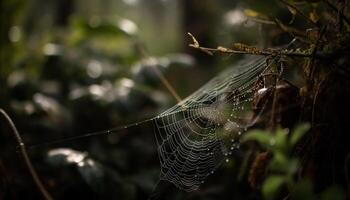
left=287, top=5, right=297, bottom=24
left=262, top=175, right=285, bottom=200
left=46, top=148, right=104, bottom=190
left=287, top=6, right=297, bottom=16
left=187, top=32, right=200, bottom=48
left=320, top=186, right=346, bottom=200
left=244, top=9, right=259, bottom=18
left=217, top=46, right=230, bottom=52
left=77, top=158, right=105, bottom=191
left=274, top=128, right=288, bottom=154
left=290, top=123, right=310, bottom=147
left=269, top=152, right=289, bottom=173
left=241, top=130, right=274, bottom=149
left=309, top=9, right=319, bottom=23
left=287, top=158, right=299, bottom=176
left=238, top=150, right=253, bottom=181
left=290, top=179, right=313, bottom=200
left=47, top=148, right=88, bottom=166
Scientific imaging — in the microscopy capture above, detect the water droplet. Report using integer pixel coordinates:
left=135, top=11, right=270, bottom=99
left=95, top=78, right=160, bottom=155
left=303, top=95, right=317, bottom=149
left=225, top=159, right=229, bottom=163
left=238, top=131, right=242, bottom=135
left=230, top=146, right=234, bottom=150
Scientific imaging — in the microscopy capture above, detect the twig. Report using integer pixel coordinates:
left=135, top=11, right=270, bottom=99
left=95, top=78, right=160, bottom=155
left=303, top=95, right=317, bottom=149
left=311, top=81, right=322, bottom=130
left=247, top=17, right=276, bottom=25
left=308, top=26, right=327, bottom=83
left=0, top=109, right=54, bottom=200
left=280, top=0, right=319, bottom=27
left=269, top=59, right=286, bottom=130
left=188, top=32, right=313, bottom=58
left=274, top=18, right=309, bottom=43
left=135, top=40, right=182, bottom=103
left=150, top=65, right=182, bottom=102
left=323, top=0, right=350, bottom=26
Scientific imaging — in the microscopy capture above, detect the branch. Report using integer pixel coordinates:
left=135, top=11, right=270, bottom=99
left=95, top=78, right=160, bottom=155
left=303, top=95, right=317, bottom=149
left=0, top=109, right=54, bottom=200
left=279, top=0, right=319, bottom=27
left=323, top=0, right=350, bottom=26
left=308, top=26, right=327, bottom=82
left=187, top=33, right=313, bottom=58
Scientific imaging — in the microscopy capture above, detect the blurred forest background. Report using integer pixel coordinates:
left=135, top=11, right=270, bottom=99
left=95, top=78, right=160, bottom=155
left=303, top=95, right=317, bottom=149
left=1, top=0, right=349, bottom=199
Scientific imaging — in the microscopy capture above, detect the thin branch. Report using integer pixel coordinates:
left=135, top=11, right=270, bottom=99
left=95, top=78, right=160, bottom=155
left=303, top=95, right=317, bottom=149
left=187, top=33, right=313, bottom=58
left=150, top=65, right=182, bottom=102
left=280, top=0, right=319, bottom=27
left=246, top=17, right=276, bottom=25
left=135, top=39, right=182, bottom=103
left=323, top=0, right=350, bottom=26
left=0, top=109, right=54, bottom=200
left=308, top=26, right=327, bottom=82
left=274, top=18, right=309, bottom=43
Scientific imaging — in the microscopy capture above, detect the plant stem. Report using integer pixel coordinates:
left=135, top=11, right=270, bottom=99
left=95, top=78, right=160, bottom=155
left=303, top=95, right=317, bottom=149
left=0, top=109, right=54, bottom=200
left=189, top=45, right=313, bottom=58
left=323, top=0, right=350, bottom=26
left=279, top=0, right=318, bottom=27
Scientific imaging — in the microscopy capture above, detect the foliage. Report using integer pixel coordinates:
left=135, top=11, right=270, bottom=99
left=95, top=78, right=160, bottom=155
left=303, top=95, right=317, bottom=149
left=243, top=125, right=346, bottom=200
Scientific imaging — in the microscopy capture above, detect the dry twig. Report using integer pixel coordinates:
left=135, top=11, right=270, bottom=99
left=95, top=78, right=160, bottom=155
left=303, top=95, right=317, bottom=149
left=187, top=32, right=313, bottom=58
left=0, top=109, right=54, bottom=200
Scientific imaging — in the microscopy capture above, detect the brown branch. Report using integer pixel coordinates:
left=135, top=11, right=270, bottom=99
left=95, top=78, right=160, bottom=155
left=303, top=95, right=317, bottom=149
left=279, top=0, right=319, bottom=27
left=188, top=33, right=313, bottom=58
left=274, top=18, right=309, bottom=43
left=135, top=39, right=182, bottom=103
left=0, top=109, right=54, bottom=200
left=190, top=45, right=314, bottom=57
left=308, top=26, right=327, bottom=83
left=246, top=17, right=276, bottom=25
left=150, top=65, right=182, bottom=102
left=323, top=0, right=350, bottom=26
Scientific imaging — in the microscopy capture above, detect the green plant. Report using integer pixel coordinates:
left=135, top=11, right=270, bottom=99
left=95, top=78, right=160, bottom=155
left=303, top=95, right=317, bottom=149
left=242, top=124, right=345, bottom=200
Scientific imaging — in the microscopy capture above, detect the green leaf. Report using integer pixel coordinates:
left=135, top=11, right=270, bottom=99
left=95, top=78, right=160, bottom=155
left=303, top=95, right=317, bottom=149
left=241, top=130, right=274, bottom=149
left=275, top=128, right=288, bottom=154
left=262, top=175, right=285, bottom=200
left=320, top=186, right=346, bottom=200
left=287, top=158, right=299, bottom=177
left=290, top=123, right=310, bottom=147
left=238, top=150, right=253, bottom=181
left=269, top=152, right=289, bottom=173
left=290, top=179, right=313, bottom=200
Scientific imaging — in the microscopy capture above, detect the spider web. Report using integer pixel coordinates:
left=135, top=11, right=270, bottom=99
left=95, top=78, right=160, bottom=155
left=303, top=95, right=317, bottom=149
left=154, top=56, right=268, bottom=191
left=31, top=55, right=270, bottom=193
